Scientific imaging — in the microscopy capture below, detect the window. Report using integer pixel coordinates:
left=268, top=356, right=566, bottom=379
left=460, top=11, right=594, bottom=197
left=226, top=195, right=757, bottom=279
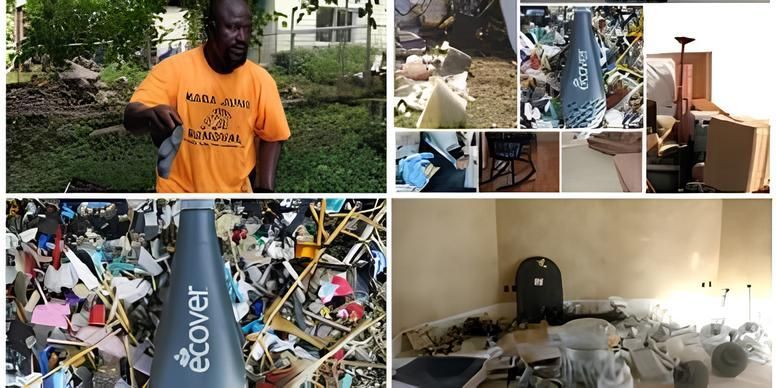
left=316, top=7, right=355, bottom=43
left=316, top=8, right=334, bottom=42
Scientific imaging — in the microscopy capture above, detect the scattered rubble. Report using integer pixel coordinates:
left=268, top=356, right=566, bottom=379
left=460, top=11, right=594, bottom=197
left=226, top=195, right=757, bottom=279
left=6, top=198, right=387, bottom=387
left=394, top=0, right=517, bottom=129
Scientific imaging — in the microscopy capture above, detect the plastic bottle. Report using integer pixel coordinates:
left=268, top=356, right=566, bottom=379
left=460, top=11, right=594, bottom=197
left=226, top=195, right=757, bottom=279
left=561, top=7, right=607, bottom=129
left=150, top=200, right=246, bottom=387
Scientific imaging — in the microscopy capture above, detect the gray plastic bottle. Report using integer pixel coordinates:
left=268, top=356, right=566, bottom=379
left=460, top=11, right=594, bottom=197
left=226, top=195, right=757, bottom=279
left=157, top=125, right=183, bottom=179
left=150, top=200, right=246, bottom=387
left=561, top=7, right=606, bottom=129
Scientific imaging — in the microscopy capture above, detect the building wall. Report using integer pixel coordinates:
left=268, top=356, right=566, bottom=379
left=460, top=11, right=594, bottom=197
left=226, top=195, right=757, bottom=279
left=392, top=199, right=501, bottom=333
left=262, top=0, right=387, bottom=64
left=392, top=198, right=772, bottom=333
left=495, top=199, right=725, bottom=302
left=155, top=6, right=189, bottom=59
left=717, top=200, right=772, bottom=297
left=268, top=0, right=388, bottom=51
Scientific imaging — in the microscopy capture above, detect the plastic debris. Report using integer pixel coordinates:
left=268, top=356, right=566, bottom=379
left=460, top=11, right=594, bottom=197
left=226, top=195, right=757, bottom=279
left=6, top=198, right=387, bottom=387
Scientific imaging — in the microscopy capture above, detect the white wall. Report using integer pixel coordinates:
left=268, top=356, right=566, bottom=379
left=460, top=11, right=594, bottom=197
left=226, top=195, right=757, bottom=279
left=269, top=0, right=387, bottom=53
left=716, top=200, right=772, bottom=328
left=644, top=3, right=774, bottom=118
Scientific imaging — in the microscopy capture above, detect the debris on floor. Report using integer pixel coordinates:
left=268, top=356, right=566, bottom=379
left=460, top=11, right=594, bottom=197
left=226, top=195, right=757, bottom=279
left=394, top=297, right=771, bottom=387
left=520, top=6, right=644, bottom=129
left=6, top=198, right=387, bottom=387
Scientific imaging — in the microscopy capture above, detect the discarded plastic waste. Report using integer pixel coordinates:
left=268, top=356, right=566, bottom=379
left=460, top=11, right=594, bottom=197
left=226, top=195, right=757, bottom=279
left=711, top=342, right=748, bottom=378
left=674, top=360, right=709, bottom=388
left=157, top=125, right=184, bottom=179
left=151, top=200, right=246, bottom=387
left=6, top=198, right=387, bottom=387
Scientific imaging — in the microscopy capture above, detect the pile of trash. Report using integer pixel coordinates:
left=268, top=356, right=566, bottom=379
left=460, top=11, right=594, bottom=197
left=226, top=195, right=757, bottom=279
left=404, top=315, right=508, bottom=356
left=6, top=198, right=387, bottom=387
left=395, top=38, right=475, bottom=129
left=520, top=6, right=644, bottom=129
left=536, top=298, right=773, bottom=387
left=395, top=298, right=771, bottom=387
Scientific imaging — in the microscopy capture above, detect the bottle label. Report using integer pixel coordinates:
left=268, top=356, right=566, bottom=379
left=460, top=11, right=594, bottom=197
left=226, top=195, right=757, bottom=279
left=173, top=286, right=211, bottom=373
left=573, top=49, right=589, bottom=91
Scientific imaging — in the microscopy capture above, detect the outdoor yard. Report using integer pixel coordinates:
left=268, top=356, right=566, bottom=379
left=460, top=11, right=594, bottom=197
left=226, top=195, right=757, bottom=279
left=6, top=45, right=386, bottom=193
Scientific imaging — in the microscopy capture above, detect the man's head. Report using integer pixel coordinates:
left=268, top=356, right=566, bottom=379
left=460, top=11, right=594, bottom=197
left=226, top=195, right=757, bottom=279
left=204, top=0, right=252, bottom=73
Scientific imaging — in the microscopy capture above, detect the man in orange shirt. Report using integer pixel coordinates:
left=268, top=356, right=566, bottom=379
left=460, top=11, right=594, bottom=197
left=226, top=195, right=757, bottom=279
left=124, top=0, right=290, bottom=193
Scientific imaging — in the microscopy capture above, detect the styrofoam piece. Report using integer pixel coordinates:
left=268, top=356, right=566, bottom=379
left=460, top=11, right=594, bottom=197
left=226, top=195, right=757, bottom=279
left=417, top=80, right=467, bottom=129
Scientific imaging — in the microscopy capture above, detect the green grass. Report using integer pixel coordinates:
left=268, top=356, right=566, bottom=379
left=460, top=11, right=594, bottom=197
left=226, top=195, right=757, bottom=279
left=277, top=102, right=386, bottom=193
left=6, top=116, right=157, bottom=192
left=394, top=111, right=419, bottom=129
left=7, top=103, right=386, bottom=193
left=100, top=63, right=149, bottom=89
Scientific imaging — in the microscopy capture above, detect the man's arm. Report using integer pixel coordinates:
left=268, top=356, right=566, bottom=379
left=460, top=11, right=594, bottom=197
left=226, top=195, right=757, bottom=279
left=124, top=102, right=182, bottom=136
left=253, top=140, right=283, bottom=192
left=124, top=102, right=183, bottom=147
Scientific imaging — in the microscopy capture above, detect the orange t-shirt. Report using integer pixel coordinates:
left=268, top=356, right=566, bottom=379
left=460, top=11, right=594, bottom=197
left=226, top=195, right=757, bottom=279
left=130, top=46, right=290, bottom=193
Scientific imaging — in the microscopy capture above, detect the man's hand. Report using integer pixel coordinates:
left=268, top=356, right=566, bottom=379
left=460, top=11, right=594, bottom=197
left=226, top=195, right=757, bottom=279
left=145, top=105, right=182, bottom=134
left=124, top=102, right=182, bottom=137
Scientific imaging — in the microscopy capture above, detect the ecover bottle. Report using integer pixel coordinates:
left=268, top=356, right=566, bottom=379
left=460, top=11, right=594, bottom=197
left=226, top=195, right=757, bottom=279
left=561, top=7, right=607, bottom=129
left=150, top=200, right=246, bottom=387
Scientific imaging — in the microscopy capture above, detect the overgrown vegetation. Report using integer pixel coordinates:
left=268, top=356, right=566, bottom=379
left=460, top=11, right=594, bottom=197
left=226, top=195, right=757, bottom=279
left=100, top=63, right=149, bottom=88
left=20, top=0, right=167, bottom=67
left=272, top=45, right=369, bottom=84
left=277, top=102, right=385, bottom=193
left=7, top=111, right=158, bottom=192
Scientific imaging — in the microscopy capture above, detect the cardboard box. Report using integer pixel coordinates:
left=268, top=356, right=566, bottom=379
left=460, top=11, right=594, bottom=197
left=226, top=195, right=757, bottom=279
left=705, top=115, right=770, bottom=192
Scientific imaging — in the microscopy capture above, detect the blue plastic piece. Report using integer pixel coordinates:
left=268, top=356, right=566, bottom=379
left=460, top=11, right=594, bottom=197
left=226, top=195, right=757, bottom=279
left=38, top=234, right=51, bottom=254
left=224, top=265, right=245, bottom=303
left=251, top=300, right=264, bottom=316
left=325, top=199, right=346, bottom=213
left=60, top=205, right=76, bottom=224
left=241, top=319, right=265, bottom=334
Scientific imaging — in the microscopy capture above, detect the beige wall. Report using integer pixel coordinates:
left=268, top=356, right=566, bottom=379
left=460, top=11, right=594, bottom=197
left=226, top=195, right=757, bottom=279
left=717, top=200, right=772, bottom=298
left=392, top=199, right=772, bottom=331
left=392, top=199, right=500, bottom=333
left=495, top=199, right=725, bottom=301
